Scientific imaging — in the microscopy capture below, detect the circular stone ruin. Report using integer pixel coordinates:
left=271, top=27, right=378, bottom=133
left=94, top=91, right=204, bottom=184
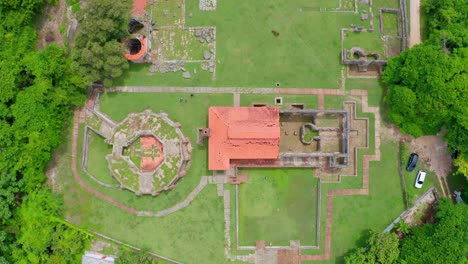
left=106, top=110, right=191, bottom=195
left=125, top=38, right=142, bottom=55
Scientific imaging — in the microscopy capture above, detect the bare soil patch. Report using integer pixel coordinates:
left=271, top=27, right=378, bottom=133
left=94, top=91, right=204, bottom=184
left=409, top=0, right=422, bottom=47
left=409, top=135, right=452, bottom=195
left=37, top=0, right=67, bottom=49
left=348, top=65, right=380, bottom=77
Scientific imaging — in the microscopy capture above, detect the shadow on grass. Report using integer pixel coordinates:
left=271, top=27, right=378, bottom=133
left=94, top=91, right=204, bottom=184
left=337, top=229, right=373, bottom=264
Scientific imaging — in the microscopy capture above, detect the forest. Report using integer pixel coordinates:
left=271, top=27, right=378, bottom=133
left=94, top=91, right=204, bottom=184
left=383, top=0, right=468, bottom=180
left=0, top=0, right=135, bottom=262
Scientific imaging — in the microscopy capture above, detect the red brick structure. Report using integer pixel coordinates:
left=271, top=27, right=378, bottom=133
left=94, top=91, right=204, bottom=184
left=208, top=107, right=280, bottom=171
left=132, top=0, right=147, bottom=17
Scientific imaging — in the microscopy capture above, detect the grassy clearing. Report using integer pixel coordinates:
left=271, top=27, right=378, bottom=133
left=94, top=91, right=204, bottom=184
left=345, top=78, right=384, bottom=107
left=86, top=131, right=116, bottom=185
left=382, top=12, right=399, bottom=36
left=115, top=0, right=369, bottom=88
left=77, top=92, right=232, bottom=212
left=65, top=174, right=232, bottom=263
left=149, top=0, right=184, bottom=27
left=374, top=0, right=400, bottom=9
left=155, top=28, right=213, bottom=60
left=343, top=30, right=385, bottom=56
left=313, top=139, right=406, bottom=263
left=56, top=92, right=244, bottom=263
left=238, top=168, right=318, bottom=246
left=324, top=95, right=344, bottom=109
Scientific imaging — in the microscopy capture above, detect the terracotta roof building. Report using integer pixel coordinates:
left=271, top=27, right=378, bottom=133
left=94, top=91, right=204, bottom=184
left=208, top=107, right=280, bottom=170
left=132, top=0, right=147, bottom=17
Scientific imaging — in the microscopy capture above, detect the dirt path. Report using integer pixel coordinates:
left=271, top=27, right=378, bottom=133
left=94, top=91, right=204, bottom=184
left=409, top=0, right=421, bottom=47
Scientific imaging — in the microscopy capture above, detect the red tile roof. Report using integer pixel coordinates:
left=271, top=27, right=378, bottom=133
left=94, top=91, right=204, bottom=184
left=208, top=107, right=280, bottom=170
left=132, top=0, right=147, bottom=17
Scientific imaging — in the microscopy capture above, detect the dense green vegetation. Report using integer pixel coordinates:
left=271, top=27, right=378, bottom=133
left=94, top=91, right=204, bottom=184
left=344, top=199, right=468, bottom=264
left=399, top=199, right=468, bottom=264
left=344, top=232, right=400, bottom=264
left=0, top=0, right=89, bottom=262
left=382, top=0, right=468, bottom=163
left=71, top=0, right=131, bottom=86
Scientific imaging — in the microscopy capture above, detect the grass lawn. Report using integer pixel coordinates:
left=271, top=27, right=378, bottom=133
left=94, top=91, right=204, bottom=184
left=382, top=12, right=400, bottom=36
left=114, top=0, right=369, bottom=88
left=86, top=131, right=116, bottom=185
left=73, top=92, right=232, bottom=212
left=149, top=0, right=184, bottom=27
left=343, top=30, right=384, bottom=56
left=310, top=139, right=406, bottom=263
left=345, top=78, right=384, bottom=107
left=57, top=91, right=415, bottom=263
left=238, top=168, right=318, bottom=246
left=55, top=92, right=247, bottom=263
left=51, top=0, right=422, bottom=262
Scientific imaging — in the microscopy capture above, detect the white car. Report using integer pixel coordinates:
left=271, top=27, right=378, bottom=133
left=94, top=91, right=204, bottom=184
left=414, top=170, right=426, bottom=189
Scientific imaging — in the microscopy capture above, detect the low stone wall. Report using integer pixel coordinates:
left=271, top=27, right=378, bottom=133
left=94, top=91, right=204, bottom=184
left=383, top=187, right=438, bottom=233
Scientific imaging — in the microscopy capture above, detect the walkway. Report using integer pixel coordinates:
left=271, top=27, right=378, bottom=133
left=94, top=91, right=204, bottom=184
left=301, top=89, right=381, bottom=261
left=111, top=86, right=345, bottom=95
left=72, top=109, right=141, bottom=216
left=156, top=176, right=209, bottom=217
left=409, top=0, right=421, bottom=47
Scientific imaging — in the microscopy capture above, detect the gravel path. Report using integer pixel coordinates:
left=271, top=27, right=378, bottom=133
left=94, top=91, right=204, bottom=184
left=111, top=86, right=345, bottom=95
left=409, top=0, right=421, bottom=47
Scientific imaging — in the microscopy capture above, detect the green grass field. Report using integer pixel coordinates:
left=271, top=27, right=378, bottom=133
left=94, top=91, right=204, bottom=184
left=52, top=0, right=434, bottom=262
left=238, top=168, right=318, bottom=246
left=86, top=131, right=116, bottom=185
left=56, top=89, right=444, bottom=263
left=56, top=93, right=244, bottom=263
left=77, top=92, right=232, bottom=212
left=114, top=0, right=372, bottom=88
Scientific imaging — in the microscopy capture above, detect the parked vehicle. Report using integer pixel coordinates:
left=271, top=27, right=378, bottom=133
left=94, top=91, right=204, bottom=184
left=406, top=153, right=419, bottom=171
left=414, top=170, right=426, bottom=189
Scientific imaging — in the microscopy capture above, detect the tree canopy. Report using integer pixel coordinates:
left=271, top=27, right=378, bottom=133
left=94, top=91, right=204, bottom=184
left=71, top=0, right=131, bottom=86
left=345, top=199, right=468, bottom=263
left=382, top=0, right=468, bottom=171
left=344, top=231, right=400, bottom=264
left=0, top=0, right=88, bottom=261
left=399, top=199, right=468, bottom=264
left=422, top=0, right=468, bottom=50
